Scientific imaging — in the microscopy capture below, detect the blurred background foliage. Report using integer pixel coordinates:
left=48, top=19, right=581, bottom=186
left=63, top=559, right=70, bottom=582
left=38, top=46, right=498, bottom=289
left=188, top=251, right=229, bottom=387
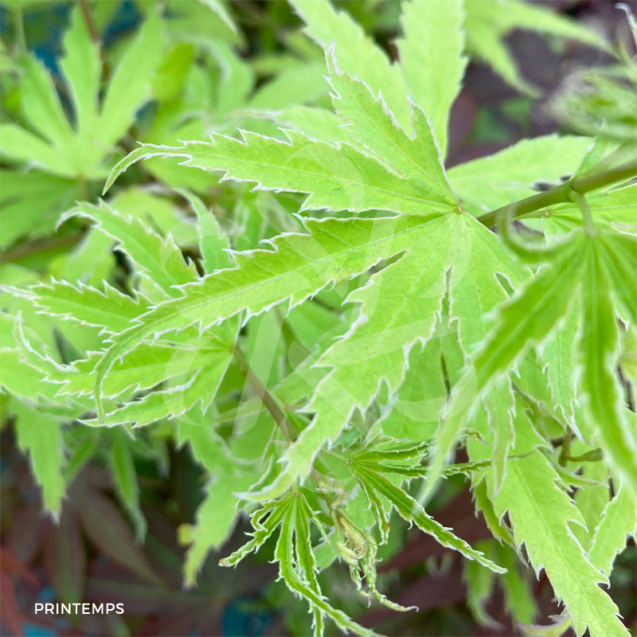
left=0, top=1, right=635, bottom=636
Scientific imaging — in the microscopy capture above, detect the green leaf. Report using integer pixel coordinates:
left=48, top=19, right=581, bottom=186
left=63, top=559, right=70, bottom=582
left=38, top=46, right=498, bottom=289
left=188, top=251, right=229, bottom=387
left=238, top=106, right=355, bottom=146
left=378, top=337, right=446, bottom=441
left=288, top=0, right=410, bottom=131
left=197, top=0, right=237, bottom=33
left=61, top=201, right=197, bottom=299
left=423, top=233, right=587, bottom=502
left=248, top=215, right=454, bottom=500
left=92, top=214, right=432, bottom=418
left=353, top=464, right=506, bottom=574
left=86, top=345, right=233, bottom=427
left=541, top=301, right=579, bottom=424
left=176, top=189, right=234, bottom=273
left=0, top=8, right=165, bottom=179
left=588, top=480, right=637, bottom=576
left=25, top=280, right=149, bottom=334
left=59, top=4, right=100, bottom=141
left=494, top=542, right=538, bottom=625
left=108, top=428, right=146, bottom=540
left=576, top=236, right=637, bottom=491
left=183, top=469, right=256, bottom=587
left=105, top=132, right=456, bottom=214
left=546, top=185, right=637, bottom=235
left=98, top=10, right=165, bottom=147
left=397, top=0, right=466, bottom=157
left=0, top=170, right=76, bottom=250
left=275, top=494, right=379, bottom=637
left=464, top=0, right=608, bottom=95
left=492, top=412, right=628, bottom=637
left=13, top=400, right=65, bottom=515
left=464, top=541, right=498, bottom=628
left=326, top=51, right=455, bottom=204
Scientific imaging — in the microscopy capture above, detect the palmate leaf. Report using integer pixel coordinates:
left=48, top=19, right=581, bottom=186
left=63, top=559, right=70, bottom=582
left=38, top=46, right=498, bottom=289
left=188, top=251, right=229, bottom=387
left=350, top=446, right=505, bottom=575
left=588, top=481, right=637, bottom=576
left=250, top=211, right=529, bottom=501
left=222, top=491, right=378, bottom=637
left=90, top=214, right=432, bottom=418
left=326, top=52, right=454, bottom=203
left=491, top=413, right=628, bottom=637
left=396, top=0, right=466, bottom=158
left=248, top=214, right=454, bottom=500
left=288, top=0, right=411, bottom=131
left=105, top=130, right=455, bottom=214
left=425, top=228, right=637, bottom=503
left=448, top=135, right=592, bottom=213
left=21, top=280, right=150, bottom=335
left=0, top=7, right=165, bottom=179
left=61, top=201, right=197, bottom=299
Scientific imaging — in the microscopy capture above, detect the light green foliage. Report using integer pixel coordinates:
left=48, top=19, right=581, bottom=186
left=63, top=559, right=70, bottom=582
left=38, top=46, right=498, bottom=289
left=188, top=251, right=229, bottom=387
left=0, top=7, right=164, bottom=178
left=3, top=2, right=635, bottom=636
left=396, top=0, right=466, bottom=157
left=492, top=414, right=628, bottom=637
left=13, top=400, right=66, bottom=515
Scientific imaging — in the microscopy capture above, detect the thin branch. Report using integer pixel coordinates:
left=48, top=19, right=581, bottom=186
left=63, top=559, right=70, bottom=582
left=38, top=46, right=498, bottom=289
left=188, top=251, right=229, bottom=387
left=476, top=161, right=637, bottom=227
left=233, top=344, right=336, bottom=510
left=233, top=345, right=295, bottom=443
left=1, top=235, right=83, bottom=263
left=78, top=0, right=100, bottom=44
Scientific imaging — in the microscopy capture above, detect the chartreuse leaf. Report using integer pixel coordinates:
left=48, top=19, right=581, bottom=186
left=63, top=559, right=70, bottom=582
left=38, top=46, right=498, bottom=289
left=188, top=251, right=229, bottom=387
left=104, top=131, right=455, bottom=214
left=56, top=345, right=219, bottom=400
left=495, top=542, right=538, bottom=625
left=349, top=441, right=505, bottom=574
left=108, top=427, right=146, bottom=540
left=588, top=481, right=637, bottom=576
left=177, top=189, right=234, bottom=273
left=13, top=400, right=65, bottom=515
left=239, top=106, right=355, bottom=146
left=248, top=214, right=454, bottom=500
left=61, top=201, right=197, bottom=299
left=85, top=344, right=233, bottom=427
left=326, top=52, right=455, bottom=204
left=182, top=476, right=251, bottom=587
left=492, top=411, right=627, bottom=637
left=197, top=0, right=237, bottom=33
left=572, top=461, right=609, bottom=550
left=541, top=302, right=579, bottom=425
left=576, top=235, right=637, bottom=491
left=91, top=214, right=432, bottom=418
left=24, top=280, right=149, bottom=334
left=275, top=494, right=378, bottom=637
left=59, top=4, right=100, bottom=142
left=422, top=233, right=588, bottom=503
left=98, top=10, right=164, bottom=147
left=0, top=7, right=164, bottom=178
left=378, top=337, right=446, bottom=441
left=396, top=0, right=466, bottom=158
left=288, top=0, right=410, bottom=131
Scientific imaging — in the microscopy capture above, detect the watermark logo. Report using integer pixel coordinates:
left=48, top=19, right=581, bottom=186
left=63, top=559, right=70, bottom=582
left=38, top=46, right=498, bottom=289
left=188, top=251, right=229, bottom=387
left=35, top=603, right=124, bottom=615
